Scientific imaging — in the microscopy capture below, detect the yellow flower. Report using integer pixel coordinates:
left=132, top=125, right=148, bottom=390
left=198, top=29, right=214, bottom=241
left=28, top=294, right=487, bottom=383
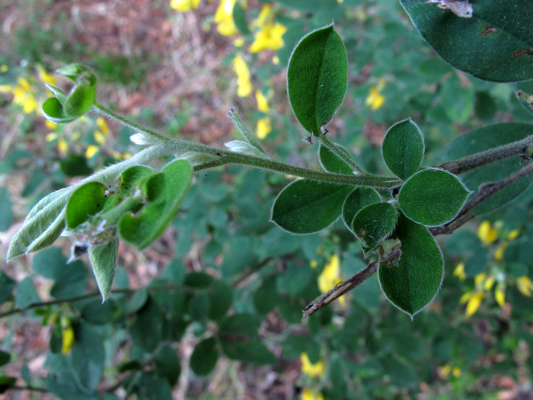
left=516, top=276, right=533, bottom=297
left=233, top=55, right=252, bottom=97
left=46, top=133, right=57, bottom=142
left=507, top=229, right=520, bottom=241
left=96, top=117, right=110, bottom=135
left=257, top=117, right=271, bottom=139
left=453, top=262, right=466, bottom=281
left=439, top=364, right=451, bottom=379
left=495, top=287, right=505, bottom=308
left=477, top=220, right=498, bottom=245
left=300, top=353, right=324, bottom=378
left=58, top=139, right=68, bottom=153
left=94, top=131, right=107, bottom=145
left=0, top=65, right=8, bottom=73
left=45, top=120, right=57, bottom=130
left=272, top=55, right=280, bottom=65
left=214, top=0, right=238, bottom=37
left=249, top=22, right=287, bottom=53
left=36, top=64, right=57, bottom=86
left=234, top=37, right=245, bottom=47
left=483, top=275, right=495, bottom=291
left=60, top=317, right=74, bottom=354
left=255, top=90, right=269, bottom=112
left=252, top=5, right=271, bottom=28
left=301, top=388, right=324, bottom=400
left=310, top=260, right=318, bottom=269
left=463, top=291, right=484, bottom=318
left=318, top=254, right=345, bottom=306
left=170, top=0, right=201, bottom=12
left=494, top=243, right=507, bottom=261
left=452, top=367, right=462, bottom=378
left=86, top=145, right=99, bottom=159
left=365, top=86, right=385, bottom=111
left=9, top=77, right=37, bottom=114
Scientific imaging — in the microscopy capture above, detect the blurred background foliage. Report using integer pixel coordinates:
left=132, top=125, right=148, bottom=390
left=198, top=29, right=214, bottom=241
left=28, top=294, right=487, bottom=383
left=1, top=0, right=533, bottom=399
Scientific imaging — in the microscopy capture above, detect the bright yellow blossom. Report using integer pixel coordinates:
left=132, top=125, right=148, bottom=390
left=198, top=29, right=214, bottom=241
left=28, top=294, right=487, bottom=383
left=0, top=77, right=37, bottom=114
left=507, top=229, right=520, bottom=241
left=483, top=275, right=495, bottom=291
left=452, top=367, right=462, bottom=378
left=495, top=287, right=505, bottom=308
left=494, top=243, right=507, bottom=261
left=86, top=145, right=99, bottom=159
left=365, top=84, right=385, bottom=111
left=460, top=291, right=484, bottom=318
left=94, top=131, right=107, bottom=145
left=516, top=276, right=533, bottom=297
left=58, top=139, right=68, bottom=154
left=249, top=22, right=286, bottom=53
left=453, top=262, right=466, bottom=281
left=233, top=55, right=252, bottom=97
left=300, top=353, right=324, bottom=378
left=255, top=90, right=269, bottom=112
left=272, top=55, right=280, bottom=65
left=36, top=65, right=57, bottom=86
left=256, top=117, right=271, bottom=139
left=477, top=220, right=498, bottom=245
left=318, top=254, right=345, bottom=306
left=310, top=260, right=318, bottom=269
left=45, top=120, right=57, bottom=130
left=60, top=317, right=74, bottom=354
left=301, top=388, right=324, bottom=400
left=46, top=133, right=57, bottom=142
left=234, top=37, right=245, bottom=47
left=214, top=0, right=238, bottom=37
left=170, top=0, right=201, bottom=12
left=96, top=117, right=109, bottom=135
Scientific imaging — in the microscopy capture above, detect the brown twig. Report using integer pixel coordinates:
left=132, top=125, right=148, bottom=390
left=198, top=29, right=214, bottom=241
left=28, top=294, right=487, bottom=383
left=303, top=161, right=533, bottom=318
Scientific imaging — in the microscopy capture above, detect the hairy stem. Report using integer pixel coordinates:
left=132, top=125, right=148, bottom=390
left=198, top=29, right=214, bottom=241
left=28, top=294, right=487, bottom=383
left=319, top=136, right=364, bottom=174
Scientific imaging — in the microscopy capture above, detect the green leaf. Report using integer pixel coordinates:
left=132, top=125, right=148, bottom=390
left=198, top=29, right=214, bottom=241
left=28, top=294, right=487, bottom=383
left=207, top=280, right=232, bottom=320
left=190, top=337, right=219, bottom=376
left=342, top=187, right=381, bottom=232
left=253, top=275, right=279, bottom=315
left=515, top=80, right=533, bottom=115
left=398, top=169, right=470, bottom=226
left=0, top=272, right=15, bottom=305
left=233, top=1, right=250, bottom=35
left=7, top=188, right=70, bottom=260
left=352, top=202, right=398, bottom=253
left=15, top=277, right=40, bottom=309
left=0, top=351, right=10, bottom=367
left=71, top=322, right=105, bottom=391
left=0, top=186, right=13, bottom=231
left=66, top=182, right=108, bottom=229
left=80, top=299, right=121, bottom=325
left=287, top=24, right=348, bottom=134
left=60, top=154, right=93, bottom=177
left=401, top=0, right=533, bottom=82
left=382, top=119, right=424, bottom=180
left=188, top=292, right=210, bottom=321
left=119, top=160, right=193, bottom=249
left=88, top=239, right=118, bottom=301
left=44, top=83, right=67, bottom=104
left=119, top=165, right=155, bottom=193
left=378, top=213, right=444, bottom=318
left=0, top=377, right=17, bottom=394
left=319, top=143, right=355, bottom=175
left=155, top=345, right=180, bottom=386
left=220, top=313, right=261, bottom=337
left=220, top=338, right=276, bottom=365
left=56, top=63, right=96, bottom=82
left=130, top=297, right=164, bottom=352
left=441, top=123, right=533, bottom=214
left=136, top=372, right=173, bottom=400
left=64, top=83, right=96, bottom=118
left=41, top=97, right=77, bottom=124
left=271, top=179, right=353, bottom=234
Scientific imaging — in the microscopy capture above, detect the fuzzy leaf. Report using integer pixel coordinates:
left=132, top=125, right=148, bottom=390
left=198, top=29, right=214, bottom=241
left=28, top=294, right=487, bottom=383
left=342, top=187, right=381, bottom=232
left=398, top=169, right=470, bottom=226
left=352, top=202, right=398, bottom=253
left=287, top=24, right=348, bottom=134
left=382, top=119, right=424, bottom=180
left=66, top=182, right=109, bottom=229
left=119, top=160, right=193, bottom=249
left=378, top=213, right=444, bottom=318
left=271, top=179, right=353, bottom=234
left=401, top=0, right=533, bottom=82
left=88, top=239, right=119, bottom=301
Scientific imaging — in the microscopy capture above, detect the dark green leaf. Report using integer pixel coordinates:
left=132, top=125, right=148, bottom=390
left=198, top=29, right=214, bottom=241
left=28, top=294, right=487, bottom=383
left=276, top=263, right=313, bottom=296
left=50, top=259, right=88, bottom=299
left=66, top=182, right=108, bottom=229
left=220, top=338, right=276, bottom=365
left=207, top=280, right=232, bottom=320
left=7, top=188, right=70, bottom=260
left=382, top=119, right=424, bottom=180
left=88, top=239, right=118, bottom=301
left=130, top=297, right=164, bottom=352
left=136, top=372, right=173, bottom=400
left=342, top=187, right=381, bottom=232
left=0, top=351, right=10, bottom=367
left=442, top=123, right=533, bottom=214
left=47, top=370, right=98, bottom=400
left=319, top=143, right=355, bottom=175
left=41, top=97, right=77, bottom=124
left=287, top=24, right=348, bottom=134
left=0, top=377, right=17, bottom=394
left=21, top=363, right=31, bottom=384
left=60, top=154, right=93, bottom=177
left=352, top=202, right=398, bottom=253
left=253, top=275, right=279, bottom=315
left=233, top=1, right=250, bottom=35
left=398, top=169, right=470, bottom=226
left=119, top=160, right=193, bottom=249
left=0, top=186, right=13, bottom=231
left=15, top=277, right=40, bottom=309
left=0, top=272, right=15, bottom=305
left=124, top=288, right=148, bottom=315
left=188, top=292, right=210, bottom=321
left=32, top=247, right=68, bottom=280
left=190, top=337, right=218, bottom=376
left=439, top=74, right=475, bottom=122
left=220, top=313, right=261, bottom=337
left=378, top=213, right=444, bottom=318
left=271, top=179, right=353, bottom=234
left=401, top=0, right=533, bottom=82
left=155, top=345, right=180, bottom=386
left=71, top=322, right=105, bottom=391
left=81, top=299, right=121, bottom=325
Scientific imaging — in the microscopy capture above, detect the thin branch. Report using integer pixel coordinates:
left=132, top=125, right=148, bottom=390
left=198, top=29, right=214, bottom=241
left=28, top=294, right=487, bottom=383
left=438, top=135, right=533, bottom=175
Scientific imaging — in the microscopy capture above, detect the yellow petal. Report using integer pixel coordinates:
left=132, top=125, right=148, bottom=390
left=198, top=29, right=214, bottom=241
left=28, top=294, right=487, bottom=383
left=483, top=275, right=495, bottom=291
left=234, top=37, right=245, bottom=47
left=96, top=117, right=110, bottom=135
left=214, top=0, right=238, bottom=36
left=252, top=5, right=271, bottom=28
left=453, top=262, right=466, bottom=281
left=452, top=367, right=461, bottom=378
left=459, top=291, right=472, bottom=304
left=310, top=260, right=318, bottom=269
left=272, top=55, right=280, bottom=65
left=0, top=84, right=13, bottom=92
left=516, top=276, right=533, bottom=297
left=507, top=229, right=520, bottom=241
left=465, top=292, right=484, bottom=318
left=255, top=90, right=269, bottom=113
left=58, top=139, right=68, bottom=153
left=495, top=287, right=505, bottom=308
left=474, top=273, right=486, bottom=286
left=46, top=133, right=57, bottom=142
left=170, top=0, right=201, bottom=11
left=36, top=64, right=57, bottom=86
left=256, top=117, right=271, bottom=139
left=85, top=145, right=99, bottom=159
left=61, top=326, right=75, bottom=354
left=301, top=388, right=324, bottom=400
left=94, top=131, right=107, bottom=145
left=477, top=220, right=498, bottom=245
left=0, top=65, right=8, bottom=73
left=494, top=243, right=507, bottom=261
left=300, top=353, right=324, bottom=378
left=318, top=254, right=341, bottom=294
left=45, top=120, right=57, bottom=130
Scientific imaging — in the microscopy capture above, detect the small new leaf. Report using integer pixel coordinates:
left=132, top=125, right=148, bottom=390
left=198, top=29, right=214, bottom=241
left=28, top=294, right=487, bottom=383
left=382, top=119, right=424, bottom=180
left=88, top=239, right=119, bottom=301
